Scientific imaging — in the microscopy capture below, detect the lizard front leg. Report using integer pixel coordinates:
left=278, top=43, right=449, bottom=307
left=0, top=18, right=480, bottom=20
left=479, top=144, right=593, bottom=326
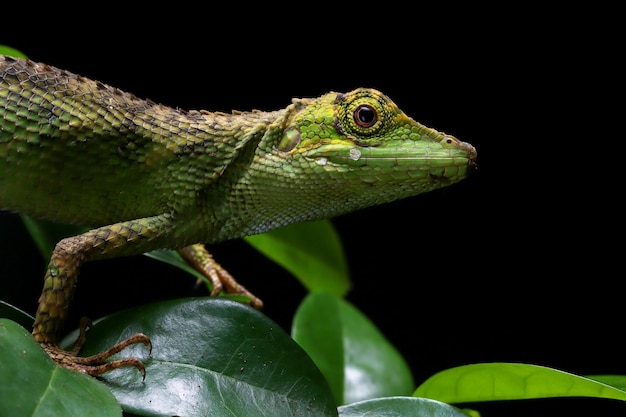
left=32, top=215, right=173, bottom=377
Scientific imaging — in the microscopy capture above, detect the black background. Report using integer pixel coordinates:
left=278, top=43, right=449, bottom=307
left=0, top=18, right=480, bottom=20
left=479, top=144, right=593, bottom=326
left=0, top=6, right=621, bottom=416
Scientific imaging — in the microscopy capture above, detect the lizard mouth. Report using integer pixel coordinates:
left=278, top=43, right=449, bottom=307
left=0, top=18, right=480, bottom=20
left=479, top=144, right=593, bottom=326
left=468, top=157, right=478, bottom=171
left=461, top=140, right=478, bottom=171
left=310, top=140, right=476, bottom=169
left=302, top=138, right=478, bottom=188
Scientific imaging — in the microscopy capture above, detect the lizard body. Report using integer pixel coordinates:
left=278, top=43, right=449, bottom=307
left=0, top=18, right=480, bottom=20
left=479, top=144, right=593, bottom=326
left=0, top=54, right=477, bottom=375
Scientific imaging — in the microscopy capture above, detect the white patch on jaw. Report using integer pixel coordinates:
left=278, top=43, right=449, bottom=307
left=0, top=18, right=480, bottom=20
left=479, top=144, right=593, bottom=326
left=349, top=148, right=361, bottom=161
left=316, top=157, right=328, bottom=166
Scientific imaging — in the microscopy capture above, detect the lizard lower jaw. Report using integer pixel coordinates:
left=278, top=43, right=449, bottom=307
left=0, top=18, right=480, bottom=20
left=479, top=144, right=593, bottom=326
left=463, top=142, right=478, bottom=171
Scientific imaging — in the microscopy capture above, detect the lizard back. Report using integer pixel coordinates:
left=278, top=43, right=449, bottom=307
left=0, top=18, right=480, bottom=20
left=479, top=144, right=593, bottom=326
left=0, top=54, right=277, bottom=228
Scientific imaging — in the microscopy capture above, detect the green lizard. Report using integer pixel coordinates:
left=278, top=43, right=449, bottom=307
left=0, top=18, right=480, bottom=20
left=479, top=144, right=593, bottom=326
left=0, top=54, right=477, bottom=377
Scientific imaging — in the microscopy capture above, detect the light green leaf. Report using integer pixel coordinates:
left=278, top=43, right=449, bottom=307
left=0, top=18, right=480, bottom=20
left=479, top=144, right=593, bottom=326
left=586, top=375, right=626, bottom=391
left=0, top=45, right=28, bottom=58
left=245, top=220, right=350, bottom=296
left=292, top=292, right=414, bottom=405
left=338, top=396, right=472, bottom=417
left=414, top=362, right=626, bottom=404
left=0, top=318, right=122, bottom=417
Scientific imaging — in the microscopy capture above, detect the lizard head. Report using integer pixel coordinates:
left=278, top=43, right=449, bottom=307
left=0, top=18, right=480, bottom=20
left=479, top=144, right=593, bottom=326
left=238, top=88, right=477, bottom=233
left=268, top=89, right=474, bottom=204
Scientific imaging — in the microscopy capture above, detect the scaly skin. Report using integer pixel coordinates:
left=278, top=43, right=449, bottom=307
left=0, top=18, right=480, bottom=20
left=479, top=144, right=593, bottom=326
left=0, top=54, right=477, bottom=376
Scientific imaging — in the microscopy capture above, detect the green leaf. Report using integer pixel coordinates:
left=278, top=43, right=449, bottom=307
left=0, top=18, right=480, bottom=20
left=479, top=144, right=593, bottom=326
left=245, top=220, right=350, bottom=296
left=0, top=45, right=28, bottom=58
left=587, top=375, right=626, bottom=391
left=0, top=319, right=122, bottom=417
left=337, top=396, right=472, bottom=417
left=0, top=300, right=34, bottom=329
left=62, top=297, right=338, bottom=417
left=414, top=362, right=626, bottom=404
left=292, top=292, right=414, bottom=405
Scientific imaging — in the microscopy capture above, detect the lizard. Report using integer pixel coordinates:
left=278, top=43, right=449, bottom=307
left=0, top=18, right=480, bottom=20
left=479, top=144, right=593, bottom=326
left=0, top=54, right=477, bottom=377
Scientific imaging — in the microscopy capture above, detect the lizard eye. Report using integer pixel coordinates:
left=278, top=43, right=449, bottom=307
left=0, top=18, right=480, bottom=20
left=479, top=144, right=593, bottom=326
left=336, top=89, right=393, bottom=141
left=354, top=104, right=377, bottom=128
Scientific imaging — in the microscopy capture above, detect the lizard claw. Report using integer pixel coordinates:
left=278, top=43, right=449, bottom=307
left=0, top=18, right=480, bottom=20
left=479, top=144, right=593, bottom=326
left=42, top=321, right=152, bottom=379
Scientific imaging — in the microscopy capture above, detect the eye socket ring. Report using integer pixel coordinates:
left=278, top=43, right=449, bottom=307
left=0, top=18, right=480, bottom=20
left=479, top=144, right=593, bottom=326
left=353, top=104, right=378, bottom=128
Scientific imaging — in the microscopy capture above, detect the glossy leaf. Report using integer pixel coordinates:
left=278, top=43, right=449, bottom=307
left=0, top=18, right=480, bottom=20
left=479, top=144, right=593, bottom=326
left=337, top=396, right=472, bottom=417
left=0, top=318, right=122, bottom=417
left=414, top=362, right=626, bottom=404
left=292, top=292, right=414, bottom=405
left=62, top=297, right=338, bottom=417
left=245, top=220, right=350, bottom=296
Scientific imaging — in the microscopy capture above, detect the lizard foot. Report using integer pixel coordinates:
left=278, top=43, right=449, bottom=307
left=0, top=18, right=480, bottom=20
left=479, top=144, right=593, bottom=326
left=179, top=244, right=264, bottom=309
left=41, top=317, right=152, bottom=378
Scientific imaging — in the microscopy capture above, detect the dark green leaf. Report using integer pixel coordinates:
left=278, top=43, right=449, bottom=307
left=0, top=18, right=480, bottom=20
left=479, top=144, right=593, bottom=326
left=0, top=319, right=122, bottom=417
left=245, top=220, right=350, bottom=296
left=414, top=363, right=626, bottom=403
left=144, top=249, right=210, bottom=287
left=337, top=396, right=472, bottom=417
left=0, top=300, right=34, bottom=329
left=292, top=292, right=414, bottom=405
left=62, top=298, right=338, bottom=417
left=142, top=250, right=258, bottom=303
